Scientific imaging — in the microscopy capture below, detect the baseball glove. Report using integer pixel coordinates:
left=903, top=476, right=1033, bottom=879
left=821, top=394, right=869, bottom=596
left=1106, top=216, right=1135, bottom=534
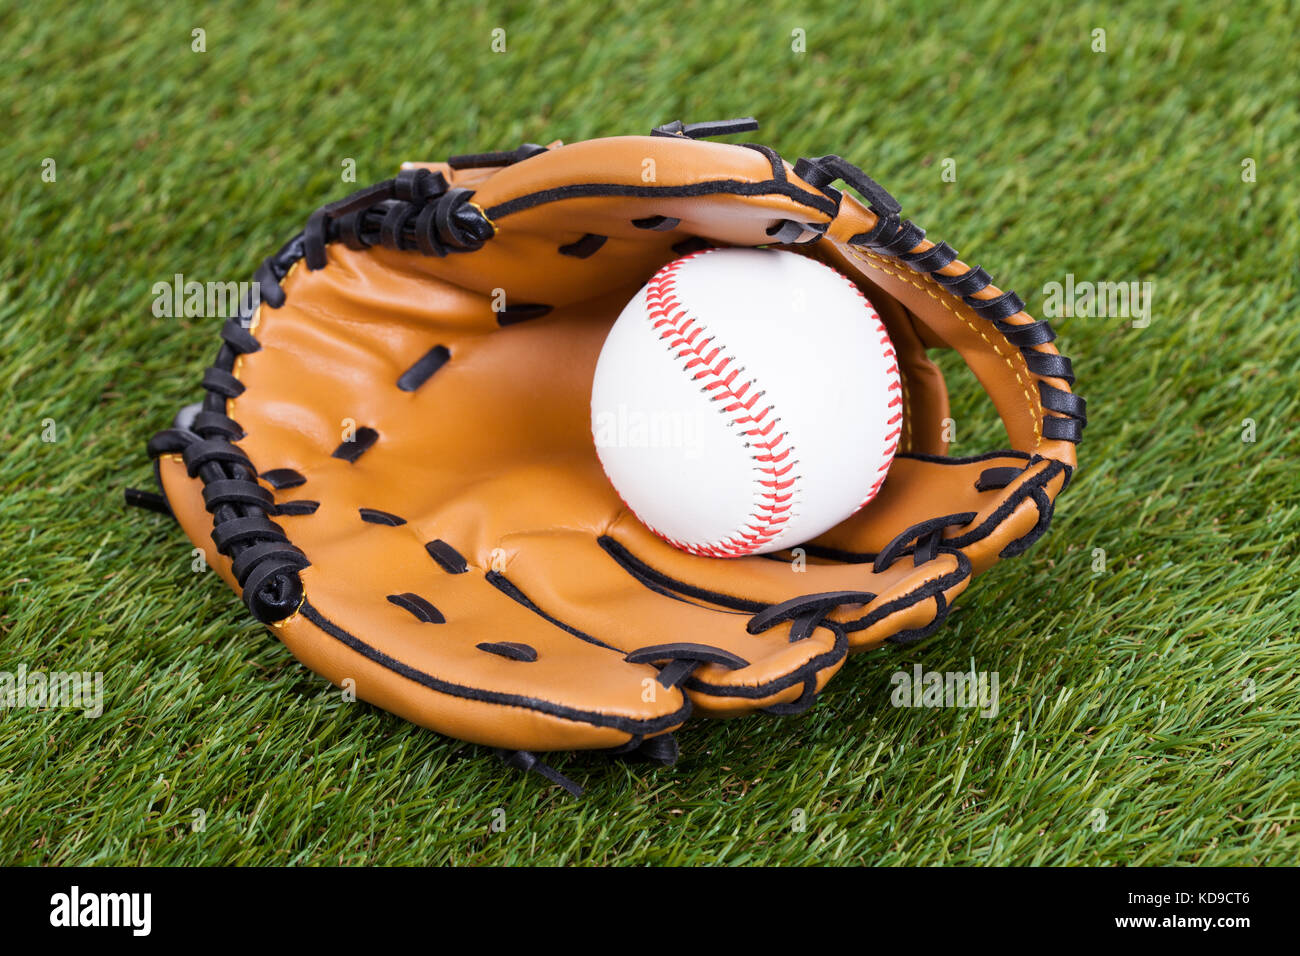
left=131, top=118, right=1085, bottom=793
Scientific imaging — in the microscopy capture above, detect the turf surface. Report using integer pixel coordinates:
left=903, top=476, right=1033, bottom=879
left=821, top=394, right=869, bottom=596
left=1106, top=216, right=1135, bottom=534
left=1, top=0, right=1296, bottom=865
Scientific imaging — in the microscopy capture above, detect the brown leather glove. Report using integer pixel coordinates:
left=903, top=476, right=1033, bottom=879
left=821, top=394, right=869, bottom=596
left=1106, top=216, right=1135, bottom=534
left=135, top=118, right=1084, bottom=790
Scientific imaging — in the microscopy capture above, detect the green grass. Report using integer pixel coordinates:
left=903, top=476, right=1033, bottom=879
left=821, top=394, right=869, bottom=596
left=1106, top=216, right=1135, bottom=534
left=2, top=0, right=1297, bottom=865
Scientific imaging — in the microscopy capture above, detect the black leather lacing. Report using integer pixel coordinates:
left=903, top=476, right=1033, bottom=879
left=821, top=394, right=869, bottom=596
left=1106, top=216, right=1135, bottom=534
left=447, top=143, right=548, bottom=170
left=624, top=642, right=750, bottom=690
left=140, top=223, right=317, bottom=626
left=872, top=513, right=977, bottom=573
left=494, top=749, right=584, bottom=797
left=146, top=427, right=310, bottom=623
left=504, top=735, right=686, bottom=791
left=738, top=456, right=1073, bottom=651
left=793, top=155, right=1087, bottom=444
left=652, top=117, right=759, bottom=139
left=138, top=172, right=503, bottom=625
left=608, top=732, right=680, bottom=766
left=747, top=590, right=876, bottom=636
left=301, top=168, right=494, bottom=272
left=124, top=487, right=170, bottom=515
left=864, top=456, right=1072, bottom=574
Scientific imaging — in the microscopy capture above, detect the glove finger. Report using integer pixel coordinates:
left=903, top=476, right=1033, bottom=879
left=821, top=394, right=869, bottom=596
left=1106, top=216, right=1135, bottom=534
left=492, top=529, right=848, bottom=717
left=808, top=453, right=1071, bottom=575
left=597, top=513, right=973, bottom=653
left=461, top=135, right=837, bottom=308
left=496, top=516, right=973, bottom=719
left=157, top=455, right=690, bottom=754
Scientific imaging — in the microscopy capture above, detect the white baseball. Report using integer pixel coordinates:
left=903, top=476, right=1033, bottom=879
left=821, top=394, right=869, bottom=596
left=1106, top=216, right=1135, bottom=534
left=591, top=247, right=902, bottom=557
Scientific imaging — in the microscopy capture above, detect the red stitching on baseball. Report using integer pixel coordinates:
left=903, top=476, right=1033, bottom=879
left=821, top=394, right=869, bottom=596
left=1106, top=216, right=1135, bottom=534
left=640, top=250, right=797, bottom=557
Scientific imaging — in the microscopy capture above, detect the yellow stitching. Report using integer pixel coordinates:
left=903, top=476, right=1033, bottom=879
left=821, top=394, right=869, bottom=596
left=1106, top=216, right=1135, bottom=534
left=843, top=245, right=1041, bottom=443
left=468, top=201, right=496, bottom=232
left=269, top=593, right=306, bottom=628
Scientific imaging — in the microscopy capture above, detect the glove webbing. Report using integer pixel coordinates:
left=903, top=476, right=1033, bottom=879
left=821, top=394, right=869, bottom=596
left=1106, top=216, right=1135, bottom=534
left=792, top=153, right=1086, bottom=444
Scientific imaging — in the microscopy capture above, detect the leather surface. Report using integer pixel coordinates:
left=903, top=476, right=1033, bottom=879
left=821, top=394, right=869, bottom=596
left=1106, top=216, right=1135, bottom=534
left=152, top=132, right=1080, bottom=753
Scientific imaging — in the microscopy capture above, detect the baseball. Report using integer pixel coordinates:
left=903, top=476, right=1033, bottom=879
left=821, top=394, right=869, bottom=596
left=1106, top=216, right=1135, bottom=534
left=591, top=247, right=902, bottom=557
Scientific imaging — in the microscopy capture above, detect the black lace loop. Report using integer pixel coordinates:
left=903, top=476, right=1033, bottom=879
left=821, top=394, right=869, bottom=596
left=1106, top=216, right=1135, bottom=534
left=337, top=209, right=370, bottom=250
left=202, top=478, right=272, bottom=512
left=873, top=513, right=977, bottom=573
left=219, top=319, right=260, bottom=354
left=495, top=749, right=583, bottom=797
left=624, top=643, right=749, bottom=689
left=1039, top=381, right=1087, bottom=419
left=380, top=202, right=415, bottom=250
left=413, top=203, right=445, bottom=257
left=201, top=367, right=245, bottom=398
left=394, top=167, right=447, bottom=203
left=241, top=560, right=304, bottom=623
left=975, top=466, right=1024, bottom=492
left=1043, top=415, right=1084, bottom=442
left=652, top=117, right=759, bottom=139
left=181, top=438, right=253, bottom=478
left=763, top=676, right=819, bottom=715
left=901, top=240, right=957, bottom=273
left=209, top=515, right=287, bottom=553
left=230, top=541, right=308, bottom=587
left=747, top=590, right=876, bottom=635
left=608, top=732, right=679, bottom=766
left=966, top=289, right=1024, bottom=321
left=298, top=175, right=494, bottom=273
left=435, top=187, right=493, bottom=249
left=189, top=410, right=242, bottom=440
left=252, top=259, right=286, bottom=309
left=994, top=318, right=1056, bottom=348
left=878, top=219, right=926, bottom=256
left=794, top=154, right=902, bottom=217
left=935, top=265, right=992, bottom=297
left=1023, top=351, right=1075, bottom=384
left=446, top=143, right=547, bottom=169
